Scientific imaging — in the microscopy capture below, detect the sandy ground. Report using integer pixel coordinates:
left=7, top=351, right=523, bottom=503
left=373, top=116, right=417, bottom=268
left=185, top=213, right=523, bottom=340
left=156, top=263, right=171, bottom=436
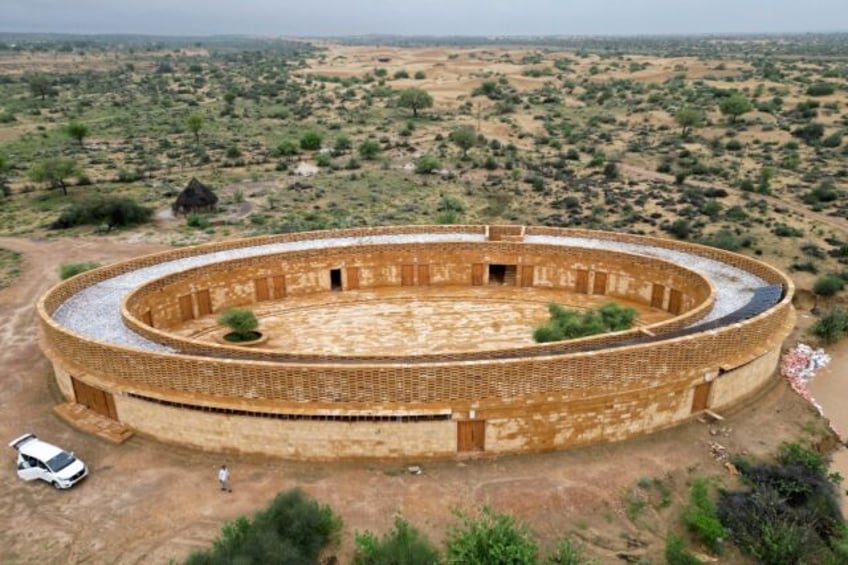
left=0, top=235, right=839, bottom=564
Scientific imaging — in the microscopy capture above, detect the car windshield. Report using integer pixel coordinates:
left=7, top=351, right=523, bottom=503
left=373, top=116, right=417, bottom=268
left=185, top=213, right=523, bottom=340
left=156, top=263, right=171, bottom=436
left=46, top=451, right=76, bottom=472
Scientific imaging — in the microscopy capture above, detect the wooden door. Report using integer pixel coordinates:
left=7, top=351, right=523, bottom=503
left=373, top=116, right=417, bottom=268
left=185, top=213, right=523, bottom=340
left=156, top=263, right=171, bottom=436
left=346, top=267, right=360, bottom=290
left=520, top=265, right=535, bottom=287
left=196, top=289, right=212, bottom=316
left=575, top=270, right=589, bottom=294
left=471, top=263, right=485, bottom=286
left=179, top=294, right=194, bottom=321
left=255, top=278, right=270, bottom=301
left=401, top=264, right=415, bottom=286
left=593, top=271, right=608, bottom=295
left=272, top=275, right=286, bottom=299
left=417, top=264, right=430, bottom=286
left=72, top=377, right=117, bottom=420
left=669, top=289, right=683, bottom=315
left=691, top=382, right=712, bottom=413
left=457, top=420, right=486, bottom=452
left=651, top=284, right=665, bottom=309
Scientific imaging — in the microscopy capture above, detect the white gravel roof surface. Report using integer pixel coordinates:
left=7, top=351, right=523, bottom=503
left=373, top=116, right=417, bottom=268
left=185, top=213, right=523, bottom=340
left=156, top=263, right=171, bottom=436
left=52, top=233, right=767, bottom=354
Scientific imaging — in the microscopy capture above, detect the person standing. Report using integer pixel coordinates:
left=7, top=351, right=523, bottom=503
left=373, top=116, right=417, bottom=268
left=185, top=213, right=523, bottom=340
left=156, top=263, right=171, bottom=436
left=218, top=464, right=231, bottom=492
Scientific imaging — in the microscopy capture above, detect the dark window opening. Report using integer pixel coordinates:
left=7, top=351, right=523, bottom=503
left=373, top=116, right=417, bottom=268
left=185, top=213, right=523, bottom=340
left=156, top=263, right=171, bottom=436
left=488, top=264, right=516, bottom=285
left=330, top=268, right=342, bottom=291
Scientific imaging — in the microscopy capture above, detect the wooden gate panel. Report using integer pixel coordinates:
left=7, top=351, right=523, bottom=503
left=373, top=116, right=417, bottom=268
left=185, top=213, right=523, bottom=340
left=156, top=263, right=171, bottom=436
left=417, top=264, right=430, bottom=286
left=471, top=263, right=484, bottom=286
left=593, top=271, right=608, bottom=295
left=669, top=289, right=683, bottom=315
left=520, top=265, right=535, bottom=287
left=196, top=289, right=212, bottom=316
left=457, top=420, right=486, bottom=452
left=575, top=270, right=589, bottom=294
left=691, top=382, right=712, bottom=413
left=255, top=278, right=270, bottom=301
left=272, top=275, right=286, bottom=299
left=178, top=294, right=194, bottom=321
left=401, top=264, right=415, bottom=286
left=346, top=267, right=360, bottom=290
left=651, top=284, right=665, bottom=309
left=72, top=377, right=117, bottom=420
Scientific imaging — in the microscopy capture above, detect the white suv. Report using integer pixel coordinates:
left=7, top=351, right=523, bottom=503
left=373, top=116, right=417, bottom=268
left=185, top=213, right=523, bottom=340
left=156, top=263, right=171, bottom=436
left=9, top=433, right=88, bottom=489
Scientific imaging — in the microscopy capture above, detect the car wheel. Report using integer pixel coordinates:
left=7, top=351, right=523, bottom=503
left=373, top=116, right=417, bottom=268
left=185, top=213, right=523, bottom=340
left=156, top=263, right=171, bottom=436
left=52, top=481, right=61, bottom=489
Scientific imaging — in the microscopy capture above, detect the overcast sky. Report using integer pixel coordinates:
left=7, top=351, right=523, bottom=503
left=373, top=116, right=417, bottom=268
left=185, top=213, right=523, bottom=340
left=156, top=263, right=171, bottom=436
left=2, top=0, right=845, bottom=37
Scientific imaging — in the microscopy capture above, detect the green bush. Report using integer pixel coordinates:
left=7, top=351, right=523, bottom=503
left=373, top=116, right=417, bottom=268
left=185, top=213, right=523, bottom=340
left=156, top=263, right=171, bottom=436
left=718, top=446, right=845, bottom=565
left=315, top=152, right=332, bottom=167
left=792, top=122, right=825, bottom=145
left=275, top=139, right=300, bottom=156
left=50, top=197, right=153, bottom=230
left=185, top=489, right=342, bottom=565
left=772, top=224, right=803, bottom=238
left=683, top=479, right=726, bottom=555
left=218, top=308, right=259, bottom=341
left=699, top=228, right=753, bottom=251
left=664, top=534, right=703, bottom=565
left=812, top=308, right=848, bottom=343
left=186, top=213, right=210, bottom=229
left=807, top=82, right=836, bottom=96
left=444, top=506, right=539, bottom=565
left=668, top=219, right=691, bottom=239
left=534, top=302, right=637, bottom=343
left=776, top=442, right=826, bottom=474
left=548, top=537, right=594, bottom=564
left=59, top=261, right=100, bottom=280
left=353, top=517, right=439, bottom=565
left=803, top=182, right=841, bottom=204
left=813, top=275, right=845, bottom=297
left=300, top=131, right=323, bottom=151
left=358, top=140, right=381, bottom=160
left=415, top=154, right=441, bottom=174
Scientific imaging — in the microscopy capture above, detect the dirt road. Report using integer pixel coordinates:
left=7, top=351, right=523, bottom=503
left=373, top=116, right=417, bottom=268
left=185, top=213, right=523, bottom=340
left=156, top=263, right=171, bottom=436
left=0, top=236, right=827, bottom=564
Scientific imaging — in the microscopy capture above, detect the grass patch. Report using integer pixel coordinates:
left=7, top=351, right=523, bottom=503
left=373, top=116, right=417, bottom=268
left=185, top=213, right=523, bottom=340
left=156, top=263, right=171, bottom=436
left=0, top=248, right=22, bottom=290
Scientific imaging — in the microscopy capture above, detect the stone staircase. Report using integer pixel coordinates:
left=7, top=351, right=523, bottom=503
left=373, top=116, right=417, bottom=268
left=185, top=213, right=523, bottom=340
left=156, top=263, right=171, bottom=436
left=53, top=403, right=134, bottom=444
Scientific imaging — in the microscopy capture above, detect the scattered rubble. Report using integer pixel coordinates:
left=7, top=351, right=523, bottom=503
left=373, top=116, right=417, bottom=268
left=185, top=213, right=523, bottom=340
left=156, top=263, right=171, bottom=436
left=780, top=343, right=830, bottom=416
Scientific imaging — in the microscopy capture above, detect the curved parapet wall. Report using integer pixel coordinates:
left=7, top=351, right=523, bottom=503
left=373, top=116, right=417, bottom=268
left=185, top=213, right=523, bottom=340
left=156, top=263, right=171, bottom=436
left=38, top=226, right=795, bottom=460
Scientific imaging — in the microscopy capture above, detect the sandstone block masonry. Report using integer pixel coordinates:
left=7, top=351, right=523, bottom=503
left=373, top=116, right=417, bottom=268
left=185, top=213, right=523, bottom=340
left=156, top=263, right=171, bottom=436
left=39, top=225, right=794, bottom=460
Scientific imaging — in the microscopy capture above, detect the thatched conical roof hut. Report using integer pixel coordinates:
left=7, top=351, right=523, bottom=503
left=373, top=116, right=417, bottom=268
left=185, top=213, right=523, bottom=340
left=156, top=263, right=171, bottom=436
left=173, top=177, right=218, bottom=215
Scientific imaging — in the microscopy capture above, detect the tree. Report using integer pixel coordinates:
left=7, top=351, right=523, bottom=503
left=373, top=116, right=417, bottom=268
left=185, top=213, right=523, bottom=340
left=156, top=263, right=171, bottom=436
left=449, top=126, right=476, bottom=159
left=65, top=121, right=89, bottom=148
left=674, top=108, right=704, bottom=137
left=218, top=308, right=260, bottom=342
left=28, top=157, right=79, bottom=196
left=27, top=74, right=55, bottom=100
left=719, top=93, right=752, bottom=124
left=185, top=112, right=204, bottom=144
left=397, top=88, right=433, bottom=118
